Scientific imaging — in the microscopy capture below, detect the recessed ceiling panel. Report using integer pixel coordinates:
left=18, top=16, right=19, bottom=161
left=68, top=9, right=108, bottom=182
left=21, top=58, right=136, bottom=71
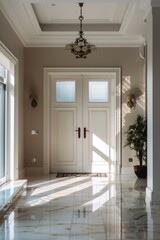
left=32, top=2, right=128, bottom=24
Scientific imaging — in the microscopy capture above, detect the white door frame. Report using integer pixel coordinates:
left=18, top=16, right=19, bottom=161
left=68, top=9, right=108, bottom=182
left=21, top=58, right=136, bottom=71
left=43, top=68, right=121, bottom=175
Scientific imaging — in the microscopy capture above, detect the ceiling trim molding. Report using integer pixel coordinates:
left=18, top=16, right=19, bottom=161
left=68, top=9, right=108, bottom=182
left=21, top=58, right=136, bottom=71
left=120, top=3, right=137, bottom=34
left=109, top=2, right=117, bottom=23
left=25, top=33, right=143, bottom=47
left=0, top=1, right=26, bottom=46
left=23, top=3, right=41, bottom=34
left=41, top=19, right=118, bottom=24
left=40, top=23, right=121, bottom=32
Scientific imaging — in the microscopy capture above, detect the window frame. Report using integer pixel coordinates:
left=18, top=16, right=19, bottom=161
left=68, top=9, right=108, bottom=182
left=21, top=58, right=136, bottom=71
left=0, top=41, right=19, bottom=183
left=0, top=75, right=7, bottom=185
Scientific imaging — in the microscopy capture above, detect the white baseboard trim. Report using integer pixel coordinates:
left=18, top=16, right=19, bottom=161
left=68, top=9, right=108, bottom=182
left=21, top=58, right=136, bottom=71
left=146, top=187, right=160, bottom=205
left=121, top=167, right=135, bottom=176
left=25, top=167, right=43, bottom=176
left=19, top=168, right=25, bottom=179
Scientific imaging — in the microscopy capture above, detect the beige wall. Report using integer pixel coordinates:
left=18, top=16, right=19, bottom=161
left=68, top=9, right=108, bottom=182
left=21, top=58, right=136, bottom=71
left=0, top=9, right=145, bottom=175
left=25, top=47, right=145, bottom=173
left=0, top=10, right=25, bottom=175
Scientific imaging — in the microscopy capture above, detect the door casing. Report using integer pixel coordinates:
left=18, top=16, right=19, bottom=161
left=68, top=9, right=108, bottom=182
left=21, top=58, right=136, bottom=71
left=43, top=68, right=121, bottom=175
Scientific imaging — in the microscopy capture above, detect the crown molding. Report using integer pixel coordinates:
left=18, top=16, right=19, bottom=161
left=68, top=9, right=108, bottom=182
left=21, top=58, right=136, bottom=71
left=25, top=32, right=144, bottom=47
left=120, top=3, right=137, bottom=34
left=0, top=1, right=26, bottom=46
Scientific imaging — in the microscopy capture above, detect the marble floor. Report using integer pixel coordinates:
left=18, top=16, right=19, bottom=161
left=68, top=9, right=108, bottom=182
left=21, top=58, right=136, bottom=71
left=0, top=174, right=160, bottom=240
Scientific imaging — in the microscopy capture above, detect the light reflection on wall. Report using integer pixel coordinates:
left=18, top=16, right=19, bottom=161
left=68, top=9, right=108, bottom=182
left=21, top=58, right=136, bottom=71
left=137, top=93, right=145, bottom=110
left=122, top=76, right=131, bottom=94
left=122, top=76, right=131, bottom=128
left=122, top=76, right=145, bottom=128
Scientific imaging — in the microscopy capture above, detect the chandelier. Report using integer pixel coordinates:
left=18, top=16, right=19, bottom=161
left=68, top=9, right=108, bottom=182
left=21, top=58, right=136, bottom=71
left=66, top=3, right=96, bottom=59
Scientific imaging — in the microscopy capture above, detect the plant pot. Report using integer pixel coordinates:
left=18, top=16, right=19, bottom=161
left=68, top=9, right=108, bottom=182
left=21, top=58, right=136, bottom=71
left=134, top=165, right=147, bottom=178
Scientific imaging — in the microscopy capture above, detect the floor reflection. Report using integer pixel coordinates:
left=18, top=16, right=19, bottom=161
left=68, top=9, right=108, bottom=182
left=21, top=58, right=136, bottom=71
left=0, top=175, right=160, bottom=239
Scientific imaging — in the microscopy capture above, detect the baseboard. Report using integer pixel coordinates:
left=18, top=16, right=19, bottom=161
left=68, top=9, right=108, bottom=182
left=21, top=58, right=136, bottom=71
left=19, top=168, right=25, bottom=179
left=121, top=166, right=135, bottom=176
left=146, top=187, right=160, bottom=205
left=25, top=167, right=43, bottom=176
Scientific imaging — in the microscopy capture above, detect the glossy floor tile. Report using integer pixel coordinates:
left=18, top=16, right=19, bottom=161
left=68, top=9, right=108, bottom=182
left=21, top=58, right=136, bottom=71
left=0, top=180, right=27, bottom=215
left=0, top=174, right=160, bottom=240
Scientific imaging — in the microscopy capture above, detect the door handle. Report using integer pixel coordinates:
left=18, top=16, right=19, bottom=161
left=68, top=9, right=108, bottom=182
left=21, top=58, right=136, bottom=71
left=75, top=127, right=81, bottom=138
left=84, top=127, right=89, bottom=139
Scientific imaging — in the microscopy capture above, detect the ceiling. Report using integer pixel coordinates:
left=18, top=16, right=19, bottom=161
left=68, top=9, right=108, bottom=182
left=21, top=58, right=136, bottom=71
left=0, top=0, right=150, bottom=47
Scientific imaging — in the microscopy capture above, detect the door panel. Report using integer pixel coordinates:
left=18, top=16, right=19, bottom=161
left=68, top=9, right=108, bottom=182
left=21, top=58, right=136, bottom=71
left=55, top=109, right=76, bottom=164
left=50, top=75, right=82, bottom=173
left=83, top=76, right=115, bottom=173
left=85, top=109, right=110, bottom=173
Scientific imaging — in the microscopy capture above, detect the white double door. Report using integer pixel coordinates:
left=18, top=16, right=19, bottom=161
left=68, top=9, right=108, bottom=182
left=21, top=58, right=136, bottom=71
left=50, top=74, right=116, bottom=173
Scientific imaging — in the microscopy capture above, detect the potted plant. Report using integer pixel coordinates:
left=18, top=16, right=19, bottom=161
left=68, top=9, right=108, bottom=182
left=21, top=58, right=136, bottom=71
left=124, top=114, right=147, bottom=178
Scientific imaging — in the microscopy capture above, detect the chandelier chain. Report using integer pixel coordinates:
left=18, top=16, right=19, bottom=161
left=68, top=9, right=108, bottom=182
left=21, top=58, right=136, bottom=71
left=66, top=2, right=96, bottom=59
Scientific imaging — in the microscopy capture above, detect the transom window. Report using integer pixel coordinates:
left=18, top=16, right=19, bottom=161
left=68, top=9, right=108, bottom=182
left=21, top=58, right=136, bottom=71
left=56, top=81, right=76, bottom=103
left=89, top=80, right=109, bottom=103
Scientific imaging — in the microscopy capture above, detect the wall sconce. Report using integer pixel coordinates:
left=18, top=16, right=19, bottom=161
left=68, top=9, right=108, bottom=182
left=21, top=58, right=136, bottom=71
left=29, top=94, right=38, bottom=108
left=127, top=94, right=136, bottom=109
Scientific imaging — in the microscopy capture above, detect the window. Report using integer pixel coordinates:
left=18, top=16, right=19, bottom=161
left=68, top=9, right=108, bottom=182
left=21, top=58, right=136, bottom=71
left=0, top=48, right=16, bottom=184
left=89, top=81, right=109, bottom=102
left=56, top=81, right=76, bottom=102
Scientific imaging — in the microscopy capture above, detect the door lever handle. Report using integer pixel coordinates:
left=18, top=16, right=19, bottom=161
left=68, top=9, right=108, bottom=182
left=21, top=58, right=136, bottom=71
left=84, top=127, right=89, bottom=139
left=75, top=127, right=81, bottom=138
